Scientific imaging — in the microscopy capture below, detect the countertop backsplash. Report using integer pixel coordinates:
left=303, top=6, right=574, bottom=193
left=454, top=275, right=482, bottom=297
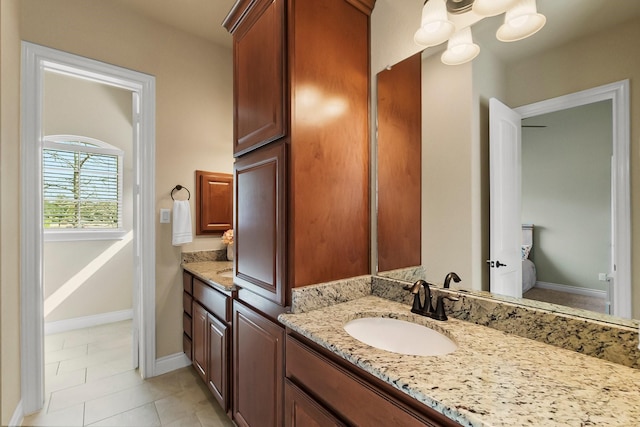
left=181, top=249, right=227, bottom=264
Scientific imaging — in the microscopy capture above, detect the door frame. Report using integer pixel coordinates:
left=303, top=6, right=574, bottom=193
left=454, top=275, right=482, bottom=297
left=20, top=42, right=157, bottom=414
left=514, top=79, right=631, bottom=319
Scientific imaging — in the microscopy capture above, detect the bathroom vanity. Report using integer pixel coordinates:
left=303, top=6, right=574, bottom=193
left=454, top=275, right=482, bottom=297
left=279, top=278, right=640, bottom=427
left=182, top=261, right=235, bottom=415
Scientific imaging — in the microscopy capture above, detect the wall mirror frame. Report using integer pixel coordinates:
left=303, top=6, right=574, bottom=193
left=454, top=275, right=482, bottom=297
left=374, top=0, right=640, bottom=328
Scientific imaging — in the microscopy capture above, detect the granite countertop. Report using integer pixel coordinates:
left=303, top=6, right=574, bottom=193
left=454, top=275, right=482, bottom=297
left=182, top=261, right=235, bottom=292
left=279, top=295, right=640, bottom=427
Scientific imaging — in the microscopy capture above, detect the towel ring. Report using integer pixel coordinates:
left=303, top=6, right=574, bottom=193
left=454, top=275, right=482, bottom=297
left=171, top=185, right=190, bottom=200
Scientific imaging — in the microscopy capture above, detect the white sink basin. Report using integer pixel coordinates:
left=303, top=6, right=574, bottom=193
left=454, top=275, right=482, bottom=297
left=218, top=270, right=233, bottom=278
left=344, top=317, right=457, bottom=356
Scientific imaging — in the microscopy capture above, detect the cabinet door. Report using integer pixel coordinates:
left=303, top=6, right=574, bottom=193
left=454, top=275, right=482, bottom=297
left=233, top=301, right=284, bottom=427
left=233, top=0, right=286, bottom=156
left=192, top=302, right=209, bottom=382
left=285, top=379, right=345, bottom=427
left=234, top=141, right=287, bottom=306
left=207, top=312, right=229, bottom=412
left=195, top=170, right=233, bottom=235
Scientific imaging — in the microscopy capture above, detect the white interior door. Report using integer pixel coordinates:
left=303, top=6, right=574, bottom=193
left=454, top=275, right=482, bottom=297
left=489, top=98, right=522, bottom=298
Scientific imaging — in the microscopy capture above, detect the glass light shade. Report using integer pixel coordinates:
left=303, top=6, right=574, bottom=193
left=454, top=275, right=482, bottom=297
left=472, top=0, right=519, bottom=17
left=414, top=0, right=455, bottom=47
left=497, top=0, right=546, bottom=42
left=441, top=27, right=480, bottom=65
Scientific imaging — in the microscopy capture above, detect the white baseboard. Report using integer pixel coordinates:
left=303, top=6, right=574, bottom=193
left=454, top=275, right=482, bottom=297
left=9, top=399, right=23, bottom=427
left=534, top=281, right=607, bottom=298
left=154, top=352, right=191, bottom=376
left=45, top=309, right=133, bottom=335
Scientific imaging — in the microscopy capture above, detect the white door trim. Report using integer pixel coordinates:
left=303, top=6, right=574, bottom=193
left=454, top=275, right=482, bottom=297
left=20, top=42, right=157, bottom=414
left=514, top=80, right=631, bottom=319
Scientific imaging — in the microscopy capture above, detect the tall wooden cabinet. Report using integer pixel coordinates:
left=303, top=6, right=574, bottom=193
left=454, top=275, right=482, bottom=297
left=224, top=0, right=375, bottom=426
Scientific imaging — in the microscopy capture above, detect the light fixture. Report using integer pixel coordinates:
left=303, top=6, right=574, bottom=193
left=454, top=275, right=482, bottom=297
left=441, top=27, right=480, bottom=65
left=497, top=0, right=546, bottom=42
left=415, top=0, right=546, bottom=65
left=472, top=0, right=519, bottom=17
left=414, top=0, right=455, bottom=47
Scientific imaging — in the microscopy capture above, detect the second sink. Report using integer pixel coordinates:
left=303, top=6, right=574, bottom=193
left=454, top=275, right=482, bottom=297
left=344, top=317, right=457, bottom=356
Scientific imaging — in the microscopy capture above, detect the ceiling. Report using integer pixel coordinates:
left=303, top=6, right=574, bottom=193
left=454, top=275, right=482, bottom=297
left=111, top=0, right=236, bottom=48
left=469, top=0, right=640, bottom=63
left=112, top=0, right=640, bottom=61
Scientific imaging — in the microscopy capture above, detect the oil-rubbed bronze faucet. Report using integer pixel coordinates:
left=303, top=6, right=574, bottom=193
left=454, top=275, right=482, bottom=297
left=404, top=273, right=462, bottom=321
left=443, top=272, right=461, bottom=288
left=431, top=295, right=459, bottom=321
left=403, top=279, right=435, bottom=316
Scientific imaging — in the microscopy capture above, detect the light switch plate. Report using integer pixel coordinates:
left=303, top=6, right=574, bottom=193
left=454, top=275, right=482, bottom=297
left=160, top=208, right=171, bottom=223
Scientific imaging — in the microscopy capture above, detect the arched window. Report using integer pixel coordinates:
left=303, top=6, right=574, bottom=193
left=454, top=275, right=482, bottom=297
left=42, top=135, right=124, bottom=240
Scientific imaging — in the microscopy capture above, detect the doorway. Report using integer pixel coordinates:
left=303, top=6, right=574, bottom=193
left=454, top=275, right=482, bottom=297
left=21, top=42, right=157, bottom=415
left=488, top=80, right=631, bottom=319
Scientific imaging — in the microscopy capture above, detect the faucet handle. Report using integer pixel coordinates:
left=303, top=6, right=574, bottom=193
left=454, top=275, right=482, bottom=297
left=404, top=280, right=426, bottom=313
left=431, top=295, right=459, bottom=321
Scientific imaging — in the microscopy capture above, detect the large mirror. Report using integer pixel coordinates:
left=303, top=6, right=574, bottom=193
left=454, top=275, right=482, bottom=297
left=375, top=0, right=640, bottom=326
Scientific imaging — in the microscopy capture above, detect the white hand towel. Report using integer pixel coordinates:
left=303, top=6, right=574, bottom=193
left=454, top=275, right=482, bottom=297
left=172, top=200, right=193, bottom=246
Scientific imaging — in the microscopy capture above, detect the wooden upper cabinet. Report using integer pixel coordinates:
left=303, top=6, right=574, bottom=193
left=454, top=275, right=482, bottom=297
left=231, top=0, right=286, bottom=156
left=195, top=171, right=233, bottom=235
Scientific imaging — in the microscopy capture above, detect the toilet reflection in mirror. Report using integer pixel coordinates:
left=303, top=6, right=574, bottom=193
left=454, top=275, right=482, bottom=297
left=375, top=0, right=639, bottom=324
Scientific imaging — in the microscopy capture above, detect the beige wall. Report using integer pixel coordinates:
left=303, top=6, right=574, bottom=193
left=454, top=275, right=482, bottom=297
left=421, top=54, right=478, bottom=288
left=472, top=47, right=508, bottom=291
left=43, top=73, right=134, bottom=322
left=1, top=0, right=22, bottom=423
left=19, top=0, right=234, bottom=361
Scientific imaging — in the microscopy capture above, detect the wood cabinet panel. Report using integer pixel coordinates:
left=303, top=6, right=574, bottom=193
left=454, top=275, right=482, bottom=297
left=183, top=334, right=192, bottom=360
left=234, top=141, right=287, bottom=306
left=192, top=303, right=209, bottom=381
left=195, top=170, right=233, bottom=235
left=232, top=0, right=286, bottom=155
left=286, top=335, right=461, bottom=427
left=182, top=312, right=192, bottom=339
left=193, top=278, right=230, bottom=322
left=233, top=301, right=284, bottom=427
left=289, top=0, right=371, bottom=286
left=208, top=313, right=229, bottom=411
left=183, top=292, right=192, bottom=317
left=377, top=52, right=422, bottom=272
left=285, top=379, right=345, bottom=427
left=183, top=271, right=193, bottom=295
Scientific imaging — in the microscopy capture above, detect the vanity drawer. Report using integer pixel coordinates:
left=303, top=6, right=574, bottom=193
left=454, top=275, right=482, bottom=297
left=183, top=292, right=193, bottom=317
left=183, top=312, right=192, bottom=338
left=286, top=335, right=459, bottom=427
left=183, top=271, right=193, bottom=295
left=193, top=278, right=230, bottom=322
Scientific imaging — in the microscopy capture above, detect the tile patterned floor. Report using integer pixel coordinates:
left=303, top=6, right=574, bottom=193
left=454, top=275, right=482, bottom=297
left=22, top=320, right=234, bottom=426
